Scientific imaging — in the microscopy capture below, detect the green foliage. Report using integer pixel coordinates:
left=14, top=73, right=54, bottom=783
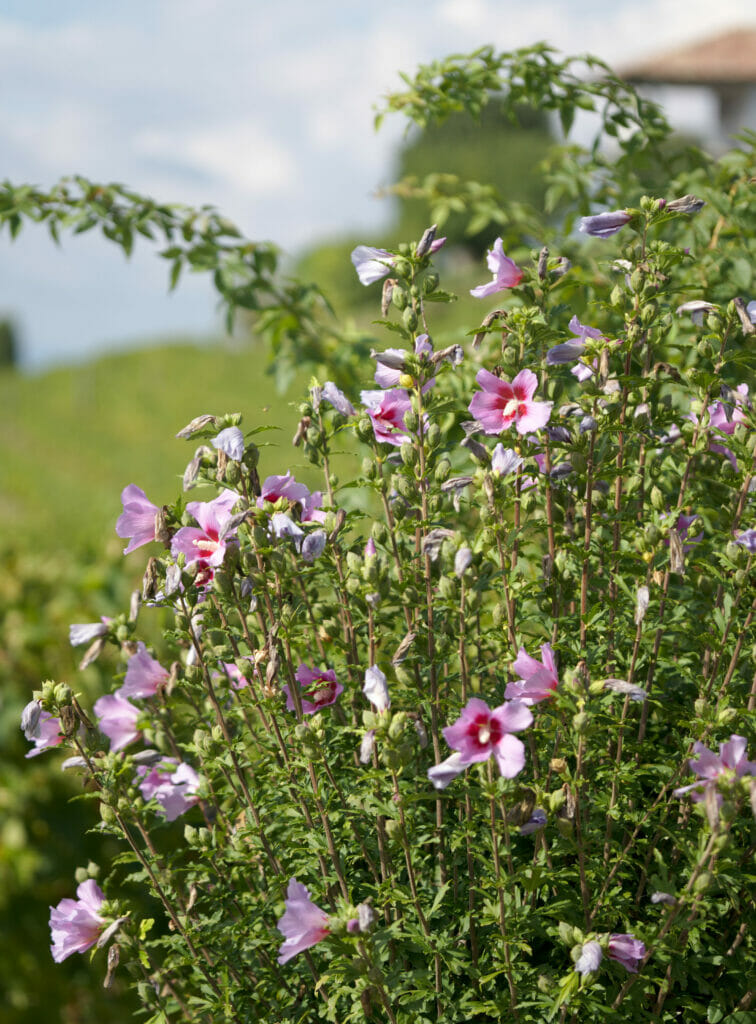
left=0, top=549, right=140, bottom=1023
left=4, top=43, right=756, bottom=1024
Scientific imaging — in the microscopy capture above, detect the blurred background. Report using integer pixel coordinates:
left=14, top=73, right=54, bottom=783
left=2, top=1, right=755, bottom=1020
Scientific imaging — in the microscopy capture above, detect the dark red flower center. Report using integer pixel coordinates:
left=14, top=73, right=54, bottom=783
left=467, top=713, right=502, bottom=749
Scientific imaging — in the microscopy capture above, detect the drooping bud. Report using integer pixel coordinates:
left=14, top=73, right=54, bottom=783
left=328, top=508, right=347, bottom=544
left=422, top=528, right=454, bottom=561
left=454, top=547, right=473, bottom=577
left=292, top=415, right=311, bottom=446
left=635, top=585, right=650, bottom=625
left=668, top=530, right=685, bottom=575
left=363, top=666, right=390, bottom=712
left=381, top=278, right=395, bottom=317
left=391, top=631, right=415, bottom=665
left=602, top=678, right=647, bottom=701
left=176, top=414, right=218, bottom=439
left=537, top=246, right=548, bottom=280
left=733, top=297, right=756, bottom=336
left=665, top=194, right=705, bottom=215
left=103, top=943, right=120, bottom=989
left=183, top=445, right=212, bottom=491
left=359, top=729, right=376, bottom=764
left=79, top=636, right=107, bottom=670
left=472, top=309, right=506, bottom=350
left=461, top=436, right=489, bottom=463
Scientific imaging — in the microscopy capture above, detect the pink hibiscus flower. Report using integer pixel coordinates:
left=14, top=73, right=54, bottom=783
left=442, top=697, right=533, bottom=778
left=116, top=484, right=160, bottom=555
left=136, top=758, right=201, bottom=821
left=673, top=734, right=755, bottom=806
left=93, top=692, right=141, bottom=752
left=277, top=878, right=330, bottom=964
left=470, top=238, right=523, bottom=298
left=469, top=368, right=552, bottom=436
left=120, top=642, right=169, bottom=699
left=258, top=472, right=326, bottom=524
left=50, top=879, right=106, bottom=962
left=170, top=489, right=240, bottom=569
left=707, top=384, right=750, bottom=469
left=506, top=643, right=559, bottom=704
left=22, top=701, right=65, bottom=758
left=284, top=664, right=343, bottom=714
left=360, top=389, right=412, bottom=446
left=608, top=934, right=646, bottom=973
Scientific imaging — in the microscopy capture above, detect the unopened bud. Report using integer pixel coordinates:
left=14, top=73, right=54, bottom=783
left=400, top=442, right=416, bottom=467
left=403, top=306, right=417, bottom=331
left=423, top=272, right=439, bottom=294
left=572, top=711, right=589, bottom=734
left=415, top=224, right=438, bottom=258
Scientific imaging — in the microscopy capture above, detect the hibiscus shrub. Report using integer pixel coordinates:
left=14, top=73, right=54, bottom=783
left=14, top=45, right=756, bottom=1024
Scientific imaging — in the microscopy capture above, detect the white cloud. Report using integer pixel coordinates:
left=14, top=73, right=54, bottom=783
left=136, top=123, right=298, bottom=196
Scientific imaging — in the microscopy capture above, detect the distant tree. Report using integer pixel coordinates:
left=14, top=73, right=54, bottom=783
left=0, top=318, right=18, bottom=368
left=392, top=103, right=553, bottom=251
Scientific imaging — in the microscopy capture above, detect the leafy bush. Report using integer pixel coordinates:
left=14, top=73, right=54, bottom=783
left=8, top=43, right=756, bottom=1024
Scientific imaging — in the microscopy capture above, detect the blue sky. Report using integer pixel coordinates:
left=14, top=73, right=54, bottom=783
left=1, top=0, right=753, bottom=368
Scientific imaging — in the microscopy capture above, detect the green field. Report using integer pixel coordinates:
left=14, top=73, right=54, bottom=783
left=1, top=337, right=328, bottom=557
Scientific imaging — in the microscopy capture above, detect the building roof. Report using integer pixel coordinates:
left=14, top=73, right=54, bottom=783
left=621, top=27, right=756, bottom=86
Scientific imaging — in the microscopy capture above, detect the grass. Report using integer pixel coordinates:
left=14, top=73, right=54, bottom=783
left=0, top=336, right=323, bottom=557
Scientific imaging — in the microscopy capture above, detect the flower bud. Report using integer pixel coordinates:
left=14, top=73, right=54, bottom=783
left=384, top=819, right=402, bottom=840
left=356, top=417, right=373, bottom=442
left=693, top=872, right=712, bottom=893
left=400, top=442, right=416, bottom=467
left=434, top=458, right=451, bottom=482
left=557, top=921, right=579, bottom=946
left=391, top=286, right=408, bottom=311
left=403, top=307, right=418, bottom=331
left=388, top=712, right=407, bottom=740
left=100, top=803, right=117, bottom=824
left=548, top=788, right=567, bottom=813
left=423, top=272, right=439, bottom=294
left=717, top=706, right=736, bottom=726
